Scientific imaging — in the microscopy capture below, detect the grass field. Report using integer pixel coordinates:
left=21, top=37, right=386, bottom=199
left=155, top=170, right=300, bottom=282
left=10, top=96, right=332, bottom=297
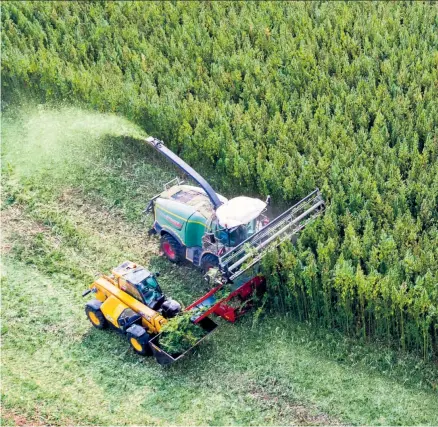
left=2, top=105, right=438, bottom=425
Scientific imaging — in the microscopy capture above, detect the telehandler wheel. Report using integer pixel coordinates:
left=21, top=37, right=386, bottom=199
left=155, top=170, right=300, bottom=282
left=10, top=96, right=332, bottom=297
left=201, top=254, right=219, bottom=274
left=160, top=234, right=183, bottom=263
left=126, top=325, right=153, bottom=356
left=85, top=305, right=107, bottom=330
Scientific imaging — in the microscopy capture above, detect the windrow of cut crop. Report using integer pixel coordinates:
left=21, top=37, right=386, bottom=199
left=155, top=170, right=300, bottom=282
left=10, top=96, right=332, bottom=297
left=2, top=1, right=437, bottom=358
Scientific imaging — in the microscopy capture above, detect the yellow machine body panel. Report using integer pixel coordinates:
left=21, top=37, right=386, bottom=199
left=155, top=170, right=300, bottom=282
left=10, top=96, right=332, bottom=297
left=100, top=295, right=128, bottom=328
left=90, top=276, right=167, bottom=334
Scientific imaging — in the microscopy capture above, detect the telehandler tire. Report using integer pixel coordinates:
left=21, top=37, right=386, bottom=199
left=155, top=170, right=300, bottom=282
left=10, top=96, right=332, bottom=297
left=201, top=253, right=219, bottom=274
left=85, top=304, right=107, bottom=330
left=160, top=234, right=183, bottom=263
left=126, top=324, right=153, bottom=356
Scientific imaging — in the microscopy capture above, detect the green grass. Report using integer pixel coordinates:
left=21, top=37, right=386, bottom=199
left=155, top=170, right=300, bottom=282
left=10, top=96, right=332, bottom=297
left=2, top=105, right=438, bottom=425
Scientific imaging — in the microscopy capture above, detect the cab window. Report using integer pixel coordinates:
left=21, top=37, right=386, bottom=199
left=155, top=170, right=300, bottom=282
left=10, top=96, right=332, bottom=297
left=119, top=278, right=142, bottom=301
left=216, top=224, right=248, bottom=247
left=246, top=219, right=257, bottom=237
left=227, top=225, right=248, bottom=246
left=136, top=276, right=163, bottom=306
left=214, top=222, right=229, bottom=246
left=146, top=276, right=161, bottom=291
left=206, top=219, right=226, bottom=245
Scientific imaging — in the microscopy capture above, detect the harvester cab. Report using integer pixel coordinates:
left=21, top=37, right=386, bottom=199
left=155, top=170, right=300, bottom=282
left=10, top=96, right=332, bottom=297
left=204, top=196, right=269, bottom=250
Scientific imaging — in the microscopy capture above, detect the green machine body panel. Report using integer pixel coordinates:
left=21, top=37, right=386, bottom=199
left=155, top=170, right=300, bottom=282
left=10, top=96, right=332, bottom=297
left=185, top=211, right=207, bottom=247
left=152, top=184, right=216, bottom=248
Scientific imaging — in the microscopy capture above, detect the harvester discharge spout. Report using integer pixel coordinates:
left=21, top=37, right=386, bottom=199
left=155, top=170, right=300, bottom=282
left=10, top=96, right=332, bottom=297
left=145, top=136, right=223, bottom=209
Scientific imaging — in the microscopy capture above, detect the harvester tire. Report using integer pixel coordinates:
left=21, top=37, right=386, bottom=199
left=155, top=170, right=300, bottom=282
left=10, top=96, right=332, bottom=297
left=126, top=325, right=153, bottom=356
left=160, top=234, right=183, bottom=263
left=85, top=304, right=107, bottom=330
left=201, top=254, right=219, bottom=274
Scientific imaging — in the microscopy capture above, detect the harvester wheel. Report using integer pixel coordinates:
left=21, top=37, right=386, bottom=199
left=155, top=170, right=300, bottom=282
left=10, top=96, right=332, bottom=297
left=85, top=305, right=107, bottom=330
left=127, top=325, right=153, bottom=356
left=201, top=254, right=219, bottom=274
left=160, top=234, right=183, bottom=263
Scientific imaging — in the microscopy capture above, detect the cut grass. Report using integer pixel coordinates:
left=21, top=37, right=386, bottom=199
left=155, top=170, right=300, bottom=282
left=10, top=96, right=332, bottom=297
left=2, top=105, right=438, bottom=425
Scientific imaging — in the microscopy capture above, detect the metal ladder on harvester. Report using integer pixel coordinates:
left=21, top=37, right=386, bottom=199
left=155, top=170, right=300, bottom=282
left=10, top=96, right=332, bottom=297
left=219, top=189, right=326, bottom=283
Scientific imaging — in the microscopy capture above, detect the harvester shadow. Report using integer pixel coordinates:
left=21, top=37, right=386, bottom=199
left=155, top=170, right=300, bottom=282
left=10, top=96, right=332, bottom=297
left=93, top=133, right=226, bottom=207
left=95, top=133, right=177, bottom=177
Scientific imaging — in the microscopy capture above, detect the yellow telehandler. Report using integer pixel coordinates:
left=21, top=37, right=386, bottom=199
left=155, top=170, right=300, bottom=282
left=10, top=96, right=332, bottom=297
left=83, top=261, right=181, bottom=356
